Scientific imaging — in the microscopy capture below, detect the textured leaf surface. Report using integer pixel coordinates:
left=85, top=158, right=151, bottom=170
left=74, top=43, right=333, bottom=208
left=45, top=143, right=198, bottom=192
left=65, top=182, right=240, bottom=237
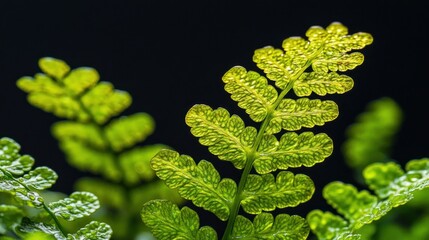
left=105, top=113, right=155, bottom=152
left=222, top=66, right=278, bottom=122
left=0, top=138, right=34, bottom=175
left=141, top=200, right=217, bottom=240
left=48, top=192, right=100, bottom=221
left=343, top=98, right=403, bottom=169
left=18, top=167, right=58, bottom=190
left=18, top=218, right=65, bottom=240
left=186, top=104, right=256, bottom=169
left=311, top=159, right=429, bottom=239
left=254, top=132, right=333, bottom=174
left=67, top=221, right=112, bottom=240
left=293, top=72, right=354, bottom=96
left=241, top=171, right=314, bottom=214
left=253, top=22, right=372, bottom=90
left=231, top=213, right=309, bottom=239
left=323, top=182, right=378, bottom=225
left=151, top=149, right=236, bottom=220
left=266, top=98, right=338, bottom=134
left=363, top=159, right=429, bottom=203
left=307, top=210, right=358, bottom=240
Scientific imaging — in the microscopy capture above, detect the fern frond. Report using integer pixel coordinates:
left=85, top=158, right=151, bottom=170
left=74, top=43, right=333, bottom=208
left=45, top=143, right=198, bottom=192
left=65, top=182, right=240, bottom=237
left=308, top=158, right=429, bottom=239
left=17, top=58, right=130, bottom=124
left=0, top=137, right=112, bottom=239
left=152, top=149, right=236, bottom=220
left=241, top=171, right=314, bottom=214
left=141, top=200, right=217, bottom=240
left=231, top=213, right=309, bottom=239
left=143, top=22, right=373, bottom=239
left=186, top=104, right=256, bottom=169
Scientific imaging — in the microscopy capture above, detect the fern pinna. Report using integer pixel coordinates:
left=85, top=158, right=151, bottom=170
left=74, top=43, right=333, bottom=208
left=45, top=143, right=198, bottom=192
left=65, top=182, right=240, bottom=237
left=140, top=22, right=373, bottom=239
left=306, top=98, right=429, bottom=240
left=16, top=58, right=182, bottom=238
left=0, top=137, right=112, bottom=239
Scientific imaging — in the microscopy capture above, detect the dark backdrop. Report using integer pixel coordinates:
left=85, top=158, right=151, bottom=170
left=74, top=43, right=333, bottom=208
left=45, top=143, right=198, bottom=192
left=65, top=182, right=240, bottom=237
left=1, top=0, right=428, bottom=229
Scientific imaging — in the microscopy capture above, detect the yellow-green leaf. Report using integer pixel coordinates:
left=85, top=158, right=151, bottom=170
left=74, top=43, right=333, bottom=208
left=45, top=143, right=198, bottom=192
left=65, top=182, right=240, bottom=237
left=231, top=213, right=309, bottom=239
left=186, top=104, right=256, bottom=169
left=38, top=57, right=70, bottom=79
left=81, top=82, right=132, bottom=124
left=254, top=132, right=333, bottom=174
left=266, top=98, right=338, bottom=134
left=241, top=171, right=314, bottom=214
left=294, top=72, right=354, bottom=96
left=52, top=121, right=107, bottom=149
left=151, top=149, right=236, bottom=220
left=58, top=140, right=120, bottom=181
left=63, top=67, right=100, bottom=95
left=141, top=200, right=217, bottom=240
left=118, top=144, right=168, bottom=184
left=105, top=113, right=155, bottom=152
left=222, top=66, right=278, bottom=122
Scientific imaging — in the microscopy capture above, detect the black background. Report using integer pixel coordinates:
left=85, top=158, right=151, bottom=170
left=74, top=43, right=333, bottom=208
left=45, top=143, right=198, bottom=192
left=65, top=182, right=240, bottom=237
left=1, top=0, right=428, bottom=231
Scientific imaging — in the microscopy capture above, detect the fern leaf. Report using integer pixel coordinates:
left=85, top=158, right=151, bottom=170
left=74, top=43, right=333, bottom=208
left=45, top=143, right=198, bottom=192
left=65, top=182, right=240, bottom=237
left=254, top=132, right=333, bottom=174
left=293, top=72, right=354, bottom=96
left=266, top=98, right=338, bottom=134
left=307, top=210, right=358, bottom=240
left=118, top=144, right=167, bottom=184
left=48, top=192, right=99, bottom=221
left=52, top=121, right=107, bottom=149
left=74, top=178, right=126, bottom=210
left=0, top=138, right=34, bottom=175
left=62, top=67, right=100, bottom=95
left=57, top=139, right=120, bottom=180
left=18, top=218, right=65, bottom=240
left=141, top=200, right=217, bottom=240
left=38, top=57, right=71, bottom=80
left=18, top=167, right=58, bottom=190
left=66, top=221, right=112, bottom=240
left=185, top=104, right=256, bottom=169
left=253, top=22, right=372, bottom=89
left=80, top=82, right=132, bottom=124
left=363, top=159, right=429, bottom=203
left=323, top=182, right=378, bottom=224
left=17, top=57, right=131, bottom=124
left=308, top=158, right=429, bottom=239
left=342, top=97, right=403, bottom=169
left=241, top=171, right=314, bottom=214
left=151, top=149, right=236, bottom=220
left=222, top=66, right=278, bottom=122
left=231, top=213, right=309, bottom=239
left=105, top=112, right=155, bottom=152
left=0, top=205, right=24, bottom=233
